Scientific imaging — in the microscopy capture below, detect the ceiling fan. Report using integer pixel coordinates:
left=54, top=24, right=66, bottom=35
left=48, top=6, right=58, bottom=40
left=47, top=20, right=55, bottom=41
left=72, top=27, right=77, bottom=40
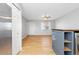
left=41, top=13, right=51, bottom=20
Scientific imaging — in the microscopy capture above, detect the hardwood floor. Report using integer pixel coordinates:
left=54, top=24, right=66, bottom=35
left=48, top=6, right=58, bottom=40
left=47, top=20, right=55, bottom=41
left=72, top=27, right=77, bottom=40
left=19, top=35, right=55, bottom=55
left=0, top=37, right=12, bottom=55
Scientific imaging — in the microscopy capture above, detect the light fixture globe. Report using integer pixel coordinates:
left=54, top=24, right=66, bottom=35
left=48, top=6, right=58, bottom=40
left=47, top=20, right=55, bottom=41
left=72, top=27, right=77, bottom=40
left=42, top=14, right=51, bottom=20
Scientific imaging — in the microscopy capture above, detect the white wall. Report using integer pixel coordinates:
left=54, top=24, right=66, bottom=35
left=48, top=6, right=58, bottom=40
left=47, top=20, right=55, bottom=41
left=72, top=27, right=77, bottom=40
left=0, top=3, right=11, bottom=17
left=28, top=20, right=55, bottom=35
left=51, top=20, right=55, bottom=29
left=55, top=8, right=79, bottom=29
left=12, top=6, right=22, bottom=55
left=0, top=3, right=11, bottom=22
left=8, top=3, right=22, bottom=55
left=22, top=19, right=55, bottom=37
left=22, top=17, right=28, bottom=39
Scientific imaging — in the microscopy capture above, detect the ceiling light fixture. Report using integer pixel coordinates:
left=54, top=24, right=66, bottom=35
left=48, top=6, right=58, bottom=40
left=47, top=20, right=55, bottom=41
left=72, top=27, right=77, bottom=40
left=41, top=13, right=51, bottom=30
left=42, top=13, right=51, bottom=20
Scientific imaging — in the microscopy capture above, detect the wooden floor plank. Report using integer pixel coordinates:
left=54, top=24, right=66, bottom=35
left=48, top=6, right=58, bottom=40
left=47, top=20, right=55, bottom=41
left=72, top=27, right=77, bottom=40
left=19, top=35, right=55, bottom=55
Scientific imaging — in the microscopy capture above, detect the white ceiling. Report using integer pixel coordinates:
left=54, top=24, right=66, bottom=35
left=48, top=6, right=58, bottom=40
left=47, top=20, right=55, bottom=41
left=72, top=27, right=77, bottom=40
left=19, top=3, right=79, bottom=20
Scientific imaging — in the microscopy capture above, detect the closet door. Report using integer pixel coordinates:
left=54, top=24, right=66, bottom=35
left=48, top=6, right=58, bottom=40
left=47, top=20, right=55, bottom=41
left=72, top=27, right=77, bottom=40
left=12, top=5, right=22, bottom=55
left=8, top=4, right=22, bottom=55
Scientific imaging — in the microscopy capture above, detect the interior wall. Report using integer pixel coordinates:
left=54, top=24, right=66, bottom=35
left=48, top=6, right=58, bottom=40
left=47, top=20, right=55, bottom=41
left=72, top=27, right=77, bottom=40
left=22, top=19, right=55, bottom=37
left=0, top=3, right=11, bottom=17
left=8, top=3, right=22, bottom=55
left=28, top=20, right=55, bottom=35
left=51, top=20, right=55, bottom=29
left=55, top=8, right=79, bottom=29
left=22, top=17, right=28, bottom=39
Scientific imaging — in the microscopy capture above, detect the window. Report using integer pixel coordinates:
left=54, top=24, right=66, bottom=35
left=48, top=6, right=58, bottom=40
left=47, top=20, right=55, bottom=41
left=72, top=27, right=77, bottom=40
left=41, top=21, right=51, bottom=30
left=0, top=22, right=12, bottom=30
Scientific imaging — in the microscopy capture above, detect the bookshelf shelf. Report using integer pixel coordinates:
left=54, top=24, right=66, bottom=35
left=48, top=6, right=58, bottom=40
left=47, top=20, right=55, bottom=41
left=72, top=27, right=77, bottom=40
left=64, top=39, right=71, bottom=43
left=64, top=47, right=72, bottom=51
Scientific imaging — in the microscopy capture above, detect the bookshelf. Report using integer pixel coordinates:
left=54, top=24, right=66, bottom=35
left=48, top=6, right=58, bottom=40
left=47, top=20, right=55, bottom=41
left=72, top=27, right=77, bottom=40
left=64, top=32, right=73, bottom=55
left=52, top=29, right=74, bottom=55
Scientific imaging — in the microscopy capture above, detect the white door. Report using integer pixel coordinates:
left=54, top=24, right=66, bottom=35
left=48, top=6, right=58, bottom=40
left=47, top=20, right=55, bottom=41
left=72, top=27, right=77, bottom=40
left=7, top=4, right=22, bottom=55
